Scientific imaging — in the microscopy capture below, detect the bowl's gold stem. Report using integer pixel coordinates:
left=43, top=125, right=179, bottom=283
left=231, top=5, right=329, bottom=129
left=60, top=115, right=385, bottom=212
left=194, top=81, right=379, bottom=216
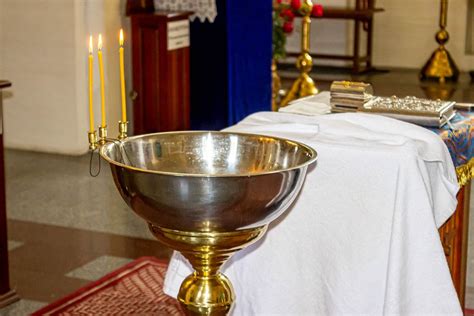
left=149, top=225, right=267, bottom=315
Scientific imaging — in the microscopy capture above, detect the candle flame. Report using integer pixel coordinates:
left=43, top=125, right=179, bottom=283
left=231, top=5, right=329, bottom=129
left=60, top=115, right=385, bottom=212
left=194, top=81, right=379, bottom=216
left=98, top=34, right=103, bottom=51
left=89, top=35, right=93, bottom=54
left=119, top=29, right=124, bottom=46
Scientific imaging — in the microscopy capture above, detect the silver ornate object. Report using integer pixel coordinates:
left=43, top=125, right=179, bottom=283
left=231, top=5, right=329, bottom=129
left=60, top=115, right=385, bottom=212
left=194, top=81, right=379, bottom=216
left=363, top=96, right=455, bottom=127
left=365, top=95, right=449, bottom=113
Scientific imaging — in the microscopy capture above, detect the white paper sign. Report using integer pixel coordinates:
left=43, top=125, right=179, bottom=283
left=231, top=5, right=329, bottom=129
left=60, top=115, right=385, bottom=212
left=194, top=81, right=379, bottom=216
left=167, top=20, right=190, bottom=51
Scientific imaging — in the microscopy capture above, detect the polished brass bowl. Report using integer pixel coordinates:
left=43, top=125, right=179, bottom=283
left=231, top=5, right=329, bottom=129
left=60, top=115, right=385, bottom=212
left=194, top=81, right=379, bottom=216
left=100, top=131, right=317, bottom=315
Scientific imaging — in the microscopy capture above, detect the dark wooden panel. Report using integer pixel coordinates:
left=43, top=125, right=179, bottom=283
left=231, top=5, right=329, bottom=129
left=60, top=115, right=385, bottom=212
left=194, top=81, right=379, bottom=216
left=0, top=81, right=11, bottom=89
left=142, top=26, right=161, bottom=132
left=0, top=82, right=18, bottom=307
left=316, top=7, right=384, bottom=20
left=0, top=127, right=8, bottom=296
left=130, top=12, right=191, bottom=135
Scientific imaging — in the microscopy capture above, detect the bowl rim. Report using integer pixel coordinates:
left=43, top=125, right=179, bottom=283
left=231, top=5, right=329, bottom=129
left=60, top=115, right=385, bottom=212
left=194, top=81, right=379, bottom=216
left=99, top=130, right=318, bottom=178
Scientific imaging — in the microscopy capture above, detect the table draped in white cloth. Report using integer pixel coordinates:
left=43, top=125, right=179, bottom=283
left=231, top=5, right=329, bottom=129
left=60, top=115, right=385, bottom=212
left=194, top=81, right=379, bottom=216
left=153, top=0, right=217, bottom=22
left=164, top=111, right=462, bottom=315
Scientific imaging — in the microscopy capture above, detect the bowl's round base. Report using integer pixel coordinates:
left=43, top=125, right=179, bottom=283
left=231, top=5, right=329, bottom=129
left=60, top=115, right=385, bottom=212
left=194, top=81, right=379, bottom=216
left=178, top=272, right=233, bottom=316
left=148, top=225, right=268, bottom=315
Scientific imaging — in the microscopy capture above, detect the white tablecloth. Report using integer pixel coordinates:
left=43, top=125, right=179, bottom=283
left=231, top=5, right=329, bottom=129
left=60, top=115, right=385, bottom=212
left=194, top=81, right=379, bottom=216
left=164, top=111, right=462, bottom=315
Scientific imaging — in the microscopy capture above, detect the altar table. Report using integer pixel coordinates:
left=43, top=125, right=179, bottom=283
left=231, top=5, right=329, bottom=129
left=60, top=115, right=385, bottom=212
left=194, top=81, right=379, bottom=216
left=164, top=111, right=463, bottom=315
left=283, top=94, right=474, bottom=306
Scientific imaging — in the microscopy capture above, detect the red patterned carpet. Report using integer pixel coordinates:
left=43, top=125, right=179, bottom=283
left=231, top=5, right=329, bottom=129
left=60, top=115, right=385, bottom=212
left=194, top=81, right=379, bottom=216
left=29, top=256, right=474, bottom=315
left=32, top=257, right=183, bottom=315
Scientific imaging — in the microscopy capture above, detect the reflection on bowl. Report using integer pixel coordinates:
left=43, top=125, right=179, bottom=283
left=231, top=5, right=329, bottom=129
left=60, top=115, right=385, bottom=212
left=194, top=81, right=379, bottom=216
left=100, top=131, right=317, bottom=232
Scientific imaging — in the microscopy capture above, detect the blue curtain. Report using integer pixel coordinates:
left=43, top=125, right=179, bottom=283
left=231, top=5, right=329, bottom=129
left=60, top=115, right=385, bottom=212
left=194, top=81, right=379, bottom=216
left=190, top=0, right=272, bottom=130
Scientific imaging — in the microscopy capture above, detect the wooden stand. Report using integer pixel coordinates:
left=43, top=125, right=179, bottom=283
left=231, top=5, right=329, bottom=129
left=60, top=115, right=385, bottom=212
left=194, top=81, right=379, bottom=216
left=288, top=0, right=384, bottom=74
left=128, top=11, right=192, bottom=134
left=0, top=81, right=19, bottom=308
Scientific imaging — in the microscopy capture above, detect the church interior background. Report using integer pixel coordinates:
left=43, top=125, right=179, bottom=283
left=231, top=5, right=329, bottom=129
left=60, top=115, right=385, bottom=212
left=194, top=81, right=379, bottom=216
left=0, top=0, right=474, bottom=314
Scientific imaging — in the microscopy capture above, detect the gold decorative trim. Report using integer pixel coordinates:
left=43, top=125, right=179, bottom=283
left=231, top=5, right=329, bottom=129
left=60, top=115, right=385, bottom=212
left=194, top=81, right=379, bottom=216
left=456, top=158, right=474, bottom=186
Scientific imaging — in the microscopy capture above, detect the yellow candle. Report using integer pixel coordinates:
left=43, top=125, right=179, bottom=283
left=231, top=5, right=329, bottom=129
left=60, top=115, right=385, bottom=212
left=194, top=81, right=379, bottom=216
left=119, top=29, right=127, bottom=122
left=88, top=35, right=95, bottom=133
left=98, top=34, right=106, bottom=127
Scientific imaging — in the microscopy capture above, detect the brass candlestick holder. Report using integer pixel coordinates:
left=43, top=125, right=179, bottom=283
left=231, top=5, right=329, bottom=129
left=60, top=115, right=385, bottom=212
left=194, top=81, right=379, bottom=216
left=88, top=130, right=98, bottom=150
left=98, top=125, right=107, bottom=145
left=118, top=121, right=128, bottom=140
left=420, top=0, right=459, bottom=82
left=280, top=0, right=318, bottom=107
left=87, top=121, right=129, bottom=150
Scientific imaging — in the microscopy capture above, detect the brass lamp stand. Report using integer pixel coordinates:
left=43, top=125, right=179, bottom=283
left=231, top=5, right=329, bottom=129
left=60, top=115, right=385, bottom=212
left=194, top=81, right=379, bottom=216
left=280, top=0, right=318, bottom=107
left=420, top=0, right=459, bottom=82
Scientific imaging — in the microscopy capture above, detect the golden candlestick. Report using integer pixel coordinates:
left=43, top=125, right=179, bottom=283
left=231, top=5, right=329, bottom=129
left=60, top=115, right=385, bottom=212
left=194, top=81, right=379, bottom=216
left=118, top=121, right=128, bottom=140
left=280, top=0, right=318, bottom=107
left=86, top=31, right=130, bottom=151
left=271, top=59, right=281, bottom=111
left=420, top=0, right=459, bottom=82
left=88, top=130, right=98, bottom=150
left=98, top=125, right=108, bottom=145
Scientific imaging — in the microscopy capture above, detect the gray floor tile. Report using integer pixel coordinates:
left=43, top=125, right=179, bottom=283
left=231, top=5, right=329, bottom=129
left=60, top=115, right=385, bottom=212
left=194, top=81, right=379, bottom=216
left=5, top=150, right=152, bottom=240
left=0, top=299, right=45, bottom=315
left=65, top=255, right=133, bottom=281
left=7, top=240, right=23, bottom=251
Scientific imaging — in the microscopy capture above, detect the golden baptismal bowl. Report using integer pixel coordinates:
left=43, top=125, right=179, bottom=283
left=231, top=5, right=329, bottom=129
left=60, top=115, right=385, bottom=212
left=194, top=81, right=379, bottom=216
left=100, top=131, right=317, bottom=315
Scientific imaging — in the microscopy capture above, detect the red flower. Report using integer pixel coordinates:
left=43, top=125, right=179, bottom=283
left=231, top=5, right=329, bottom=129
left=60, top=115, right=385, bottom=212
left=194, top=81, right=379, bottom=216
left=280, top=8, right=295, bottom=21
left=282, top=21, right=294, bottom=33
left=291, top=0, right=301, bottom=11
left=311, top=4, right=323, bottom=17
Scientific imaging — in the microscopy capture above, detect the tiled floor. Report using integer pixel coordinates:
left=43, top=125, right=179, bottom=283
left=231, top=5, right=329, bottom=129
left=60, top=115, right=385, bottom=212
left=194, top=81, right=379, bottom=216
left=5, top=219, right=172, bottom=304
left=0, top=299, right=44, bottom=316
left=6, top=240, right=23, bottom=252
left=65, top=255, right=133, bottom=281
left=5, top=150, right=150, bottom=239
left=1, top=152, right=174, bottom=313
left=1, top=68, right=474, bottom=314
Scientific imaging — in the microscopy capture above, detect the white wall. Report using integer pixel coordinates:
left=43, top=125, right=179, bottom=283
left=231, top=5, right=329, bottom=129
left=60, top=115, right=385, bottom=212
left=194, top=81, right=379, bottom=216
left=373, top=0, right=474, bottom=71
left=0, top=0, right=131, bottom=155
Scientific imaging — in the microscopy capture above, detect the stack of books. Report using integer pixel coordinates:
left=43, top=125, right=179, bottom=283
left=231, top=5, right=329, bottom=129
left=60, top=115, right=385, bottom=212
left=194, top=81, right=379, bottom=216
left=329, top=81, right=455, bottom=128
left=330, top=81, right=374, bottom=112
